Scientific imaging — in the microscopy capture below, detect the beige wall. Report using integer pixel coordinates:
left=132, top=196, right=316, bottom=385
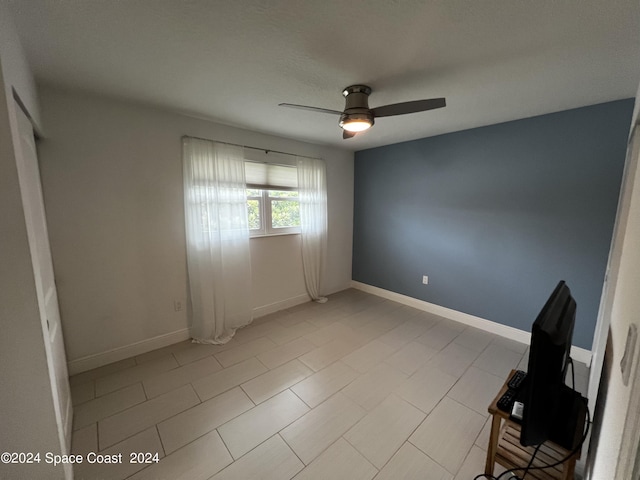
left=0, top=6, right=66, bottom=479
left=0, top=4, right=40, bottom=129
left=587, top=81, right=640, bottom=480
left=587, top=83, right=640, bottom=478
left=37, top=85, right=354, bottom=368
left=250, top=234, right=308, bottom=316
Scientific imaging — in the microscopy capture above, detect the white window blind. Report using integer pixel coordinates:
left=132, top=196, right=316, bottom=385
left=244, top=161, right=298, bottom=190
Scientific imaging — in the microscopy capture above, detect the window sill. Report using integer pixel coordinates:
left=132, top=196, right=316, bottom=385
left=250, top=231, right=301, bottom=239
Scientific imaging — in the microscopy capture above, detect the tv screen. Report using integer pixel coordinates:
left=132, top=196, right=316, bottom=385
left=520, top=281, right=584, bottom=449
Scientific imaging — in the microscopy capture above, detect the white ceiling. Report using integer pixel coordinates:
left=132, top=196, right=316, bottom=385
left=7, top=0, right=640, bottom=150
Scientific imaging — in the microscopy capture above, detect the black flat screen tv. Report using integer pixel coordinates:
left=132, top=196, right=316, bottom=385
left=520, top=280, right=586, bottom=450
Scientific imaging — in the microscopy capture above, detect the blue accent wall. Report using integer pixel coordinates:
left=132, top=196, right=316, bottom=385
left=353, top=99, right=634, bottom=349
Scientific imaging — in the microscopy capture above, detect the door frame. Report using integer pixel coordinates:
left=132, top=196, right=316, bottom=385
left=12, top=97, right=73, bottom=478
left=588, top=125, right=640, bottom=412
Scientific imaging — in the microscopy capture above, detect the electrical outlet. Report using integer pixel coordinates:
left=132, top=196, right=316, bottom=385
left=422, top=275, right=429, bottom=285
left=174, top=300, right=183, bottom=312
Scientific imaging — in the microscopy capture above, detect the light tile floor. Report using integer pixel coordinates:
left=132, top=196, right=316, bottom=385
left=70, top=289, right=589, bottom=479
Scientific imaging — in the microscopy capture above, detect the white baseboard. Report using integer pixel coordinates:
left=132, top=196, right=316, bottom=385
left=252, top=293, right=311, bottom=319
left=67, top=328, right=191, bottom=375
left=571, top=346, right=592, bottom=367
left=67, top=293, right=313, bottom=375
left=351, top=281, right=592, bottom=365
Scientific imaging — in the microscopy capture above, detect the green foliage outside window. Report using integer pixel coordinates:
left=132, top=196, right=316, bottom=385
left=246, top=189, right=300, bottom=233
left=272, top=200, right=300, bottom=228
left=247, top=199, right=260, bottom=230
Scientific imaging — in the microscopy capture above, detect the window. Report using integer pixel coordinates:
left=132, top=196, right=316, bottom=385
left=244, top=160, right=300, bottom=237
left=247, top=188, right=300, bottom=236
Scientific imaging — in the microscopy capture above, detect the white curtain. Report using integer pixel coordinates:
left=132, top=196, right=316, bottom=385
left=297, top=157, right=328, bottom=303
left=183, top=138, right=253, bottom=344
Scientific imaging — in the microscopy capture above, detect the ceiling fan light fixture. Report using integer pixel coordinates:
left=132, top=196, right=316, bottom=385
left=339, top=112, right=374, bottom=132
left=342, top=120, right=372, bottom=132
left=279, top=84, right=445, bottom=140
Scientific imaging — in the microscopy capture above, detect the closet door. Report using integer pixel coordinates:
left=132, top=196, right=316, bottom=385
left=14, top=103, right=72, bottom=455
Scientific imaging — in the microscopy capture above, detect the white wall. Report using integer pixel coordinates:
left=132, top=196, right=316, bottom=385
left=37, top=85, right=354, bottom=370
left=250, top=234, right=309, bottom=317
left=587, top=82, right=640, bottom=478
left=0, top=6, right=66, bottom=479
left=0, top=5, right=40, bottom=129
left=243, top=148, right=322, bottom=317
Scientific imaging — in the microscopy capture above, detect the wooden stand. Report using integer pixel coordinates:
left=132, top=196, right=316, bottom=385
left=485, top=369, right=581, bottom=480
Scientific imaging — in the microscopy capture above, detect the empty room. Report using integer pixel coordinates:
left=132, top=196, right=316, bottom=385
left=2, top=1, right=640, bottom=479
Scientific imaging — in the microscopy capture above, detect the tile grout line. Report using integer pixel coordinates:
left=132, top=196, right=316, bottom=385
left=96, top=420, right=102, bottom=452
left=154, top=423, right=167, bottom=457
left=345, top=395, right=433, bottom=474
left=72, top=387, right=147, bottom=433
left=73, top=291, right=513, bottom=479
left=238, top=383, right=258, bottom=407
left=140, top=380, right=150, bottom=401
left=154, top=390, right=256, bottom=457
left=70, top=359, right=139, bottom=386
left=275, top=432, right=306, bottom=474
left=94, top=385, right=200, bottom=451
left=288, top=387, right=313, bottom=410
left=408, top=439, right=454, bottom=477
left=339, top=435, right=381, bottom=474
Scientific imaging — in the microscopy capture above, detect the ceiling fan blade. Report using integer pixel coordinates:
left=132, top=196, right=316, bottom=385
left=343, top=130, right=357, bottom=140
left=371, top=98, right=446, bottom=118
left=278, top=103, right=343, bottom=115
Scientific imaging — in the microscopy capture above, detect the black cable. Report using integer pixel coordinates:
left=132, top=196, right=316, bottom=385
left=490, top=444, right=542, bottom=480
left=475, top=358, right=591, bottom=480
left=473, top=470, right=519, bottom=479
left=472, top=445, right=542, bottom=480
left=522, top=444, right=542, bottom=479
left=474, top=408, right=590, bottom=480
left=498, top=399, right=591, bottom=479
left=473, top=473, right=497, bottom=479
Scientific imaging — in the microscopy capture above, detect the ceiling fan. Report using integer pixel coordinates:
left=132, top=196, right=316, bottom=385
left=279, top=85, right=446, bottom=139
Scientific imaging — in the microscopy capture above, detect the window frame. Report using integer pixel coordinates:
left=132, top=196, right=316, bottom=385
left=248, top=188, right=301, bottom=237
